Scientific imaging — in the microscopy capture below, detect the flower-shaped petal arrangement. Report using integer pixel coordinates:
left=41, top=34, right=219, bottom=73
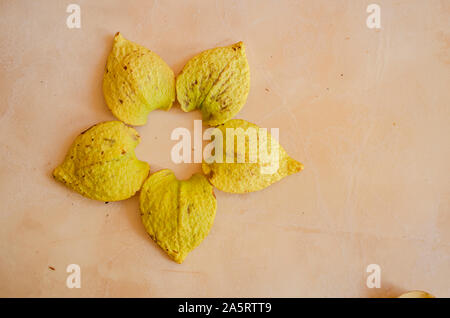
left=53, top=32, right=304, bottom=264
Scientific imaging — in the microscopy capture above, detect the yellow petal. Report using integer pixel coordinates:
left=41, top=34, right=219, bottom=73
left=53, top=121, right=150, bottom=201
left=176, top=42, right=250, bottom=126
left=202, top=119, right=303, bottom=193
left=103, top=33, right=175, bottom=126
left=140, top=170, right=217, bottom=263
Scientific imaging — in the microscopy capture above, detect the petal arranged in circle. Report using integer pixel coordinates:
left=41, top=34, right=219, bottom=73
left=103, top=33, right=175, bottom=126
left=140, top=170, right=217, bottom=264
left=176, top=42, right=250, bottom=126
left=53, top=121, right=150, bottom=201
left=202, top=119, right=304, bottom=193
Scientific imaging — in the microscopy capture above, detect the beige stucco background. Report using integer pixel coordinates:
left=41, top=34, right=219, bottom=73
left=0, top=0, right=449, bottom=297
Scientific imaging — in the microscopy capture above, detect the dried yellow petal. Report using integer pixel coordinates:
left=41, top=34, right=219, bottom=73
left=176, top=42, right=250, bottom=126
left=103, top=33, right=175, bottom=126
left=140, top=170, right=217, bottom=263
left=202, top=119, right=303, bottom=193
left=53, top=121, right=149, bottom=201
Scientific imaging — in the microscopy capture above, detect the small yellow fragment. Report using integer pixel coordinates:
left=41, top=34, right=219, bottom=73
left=53, top=121, right=150, bottom=201
left=398, top=291, right=435, bottom=298
left=103, top=32, right=175, bottom=126
left=176, top=42, right=250, bottom=126
left=140, top=170, right=217, bottom=263
left=202, top=119, right=303, bottom=193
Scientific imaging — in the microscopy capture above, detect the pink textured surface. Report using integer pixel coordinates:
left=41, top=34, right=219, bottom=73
left=0, top=0, right=449, bottom=297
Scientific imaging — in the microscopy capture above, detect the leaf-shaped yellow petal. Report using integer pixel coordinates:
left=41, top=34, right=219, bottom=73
left=176, top=42, right=250, bottom=126
left=53, top=121, right=150, bottom=201
left=140, top=170, right=217, bottom=263
left=202, top=119, right=303, bottom=193
left=103, top=33, right=175, bottom=126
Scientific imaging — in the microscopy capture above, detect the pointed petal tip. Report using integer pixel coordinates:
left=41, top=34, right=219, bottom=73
left=113, top=32, right=125, bottom=45
left=232, top=41, right=246, bottom=52
left=288, top=158, right=304, bottom=174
